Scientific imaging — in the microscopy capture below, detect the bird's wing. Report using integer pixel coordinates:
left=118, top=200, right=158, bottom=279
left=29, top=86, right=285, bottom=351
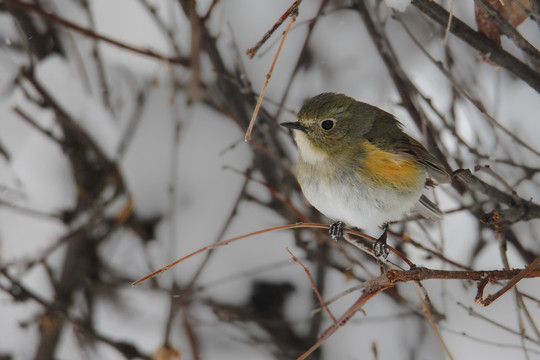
left=397, top=136, right=447, bottom=220
left=396, top=135, right=451, bottom=184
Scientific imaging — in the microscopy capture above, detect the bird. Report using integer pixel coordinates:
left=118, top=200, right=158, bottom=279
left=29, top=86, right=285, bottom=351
left=281, top=92, right=449, bottom=257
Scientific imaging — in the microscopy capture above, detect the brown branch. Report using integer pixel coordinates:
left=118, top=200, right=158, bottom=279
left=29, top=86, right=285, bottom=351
left=392, top=11, right=540, bottom=158
left=187, top=0, right=202, bottom=103
left=245, top=7, right=298, bottom=141
left=132, top=222, right=417, bottom=287
left=454, top=169, right=540, bottom=227
left=80, top=0, right=112, bottom=110
left=0, top=139, right=9, bottom=161
left=4, top=2, right=64, bottom=59
left=14, top=66, right=135, bottom=359
left=454, top=169, right=517, bottom=206
left=19, top=66, right=125, bottom=211
left=411, top=0, right=540, bottom=93
left=224, top=166, right=310, bottom=222
left=202, top=0, right=220, bottom=22
left=533, top=0, right=540, bottom=26
left=286, top=247, right=338, bottom=324
left=273, top=0, right=329, bottom=122
left=138, top=0, right=183, bottom=55
left=181, top=301, right=201, bottom=360
left=416, top=286, right=455, bottom=360
left=116, top=89, right=148, bottom=159
left=3, top=0, right=189, bottom=66
left=392, top=230, right=473, bottom=270
left=298, top=265, right=540, bottom=359
left=184, top=172, right=251, bottom=290
left=12, top=106, right=62, bottom=144
left=456, top=302, right=540, bottom=346
left=477, top=256, right=540, bottom=306
left=0, top=269, right=151, bottom=359
left=475, top=0, right=540, bottom=69
left=246, top=0, right=302, bottom=58
left=132, top=223, right=332, bottom=286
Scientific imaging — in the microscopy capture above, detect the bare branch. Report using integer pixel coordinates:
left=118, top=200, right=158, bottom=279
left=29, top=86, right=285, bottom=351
left=412, top=0, right=540, bottom=92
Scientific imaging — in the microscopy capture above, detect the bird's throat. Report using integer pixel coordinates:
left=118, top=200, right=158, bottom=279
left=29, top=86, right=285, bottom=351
left=295, top=131, right=328, bottom=164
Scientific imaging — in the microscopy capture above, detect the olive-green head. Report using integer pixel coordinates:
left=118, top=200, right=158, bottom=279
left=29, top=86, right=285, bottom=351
left=281, top=93, right=378, bottom=158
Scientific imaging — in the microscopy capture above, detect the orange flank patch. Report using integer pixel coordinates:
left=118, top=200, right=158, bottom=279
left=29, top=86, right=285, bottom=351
left=361, top=141, right=423, bottom=190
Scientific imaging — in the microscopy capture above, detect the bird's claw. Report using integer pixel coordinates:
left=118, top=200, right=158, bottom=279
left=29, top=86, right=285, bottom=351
left=329, top=221, right=344, bottom=241
left=372, top=240, right=389, bottom=259
left=372, top=225, right=389, bottom=259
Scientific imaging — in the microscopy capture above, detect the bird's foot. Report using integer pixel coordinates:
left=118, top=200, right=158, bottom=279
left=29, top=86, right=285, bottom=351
left=329, top=221, right=344, bottom=241
left=372, top=224, right=389, bottom=259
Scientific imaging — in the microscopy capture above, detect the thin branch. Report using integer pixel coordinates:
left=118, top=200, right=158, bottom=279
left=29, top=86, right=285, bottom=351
left=116, top=89, right=147, bottom=159
left=80, top=0, right=112, bottom=110
left=476, top=0, right=540, bottom=69
left=3, top=0, right=190, bottom=66
left=0, top=269, right=151, bottom=359
left=245, top=7, right=298, bottom=141
left=411, top=0, right=540, bottom=93
left=224, top=166, right=310, bottom=222
left=286, top=247, right=338, bottom=324
left=274, top=0, right=329, bottom=121
left=246, top=0, right=302, bottom=58
left=457, top=302, right=540, bottom=345
left=477, top=256, right=540, bottom=306
left=393, top=11, right=540, bottom=158
left=298, top=266, right=540, bottom=359
left=416, top=286, right=455, bottom=360
left=184, top=171, right=251, bottom=290
left=12, top=106, right=63, bottom=144
left=454, top=169, right=540, bottom=227
left=138, top=0, right=183, bottom=55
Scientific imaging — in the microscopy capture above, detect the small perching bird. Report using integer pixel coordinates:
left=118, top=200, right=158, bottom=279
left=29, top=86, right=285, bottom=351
left=281, top=93, right=449, bottom=256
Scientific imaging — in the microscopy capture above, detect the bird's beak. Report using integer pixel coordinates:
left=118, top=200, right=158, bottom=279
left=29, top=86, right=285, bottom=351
left=281, top=121, right=307, bottom=132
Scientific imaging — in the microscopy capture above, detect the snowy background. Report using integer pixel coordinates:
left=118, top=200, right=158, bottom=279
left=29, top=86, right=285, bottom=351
left=1, top=0, right=540, bottom=359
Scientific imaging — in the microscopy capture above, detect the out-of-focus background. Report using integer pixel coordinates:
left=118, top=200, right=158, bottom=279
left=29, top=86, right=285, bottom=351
left=1, top=0, right=540, bottom=359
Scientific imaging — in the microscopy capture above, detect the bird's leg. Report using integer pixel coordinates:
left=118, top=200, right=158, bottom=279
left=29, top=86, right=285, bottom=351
left=329, top=221, right=344, bottom=241
left=372, top=224, right=389, bottom=259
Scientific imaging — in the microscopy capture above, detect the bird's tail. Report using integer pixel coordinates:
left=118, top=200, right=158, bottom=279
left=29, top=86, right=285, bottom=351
left=415, top=194, right=443, bottom=221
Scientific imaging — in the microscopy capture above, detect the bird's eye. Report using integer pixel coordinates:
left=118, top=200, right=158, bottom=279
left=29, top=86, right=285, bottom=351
left=321, top=119, right=334, bottom=130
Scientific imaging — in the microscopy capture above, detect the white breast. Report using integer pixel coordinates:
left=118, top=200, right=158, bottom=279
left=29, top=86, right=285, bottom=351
left=299, top=169, right=424, bottom=231
left=294, top=131, right=328, bottom=164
